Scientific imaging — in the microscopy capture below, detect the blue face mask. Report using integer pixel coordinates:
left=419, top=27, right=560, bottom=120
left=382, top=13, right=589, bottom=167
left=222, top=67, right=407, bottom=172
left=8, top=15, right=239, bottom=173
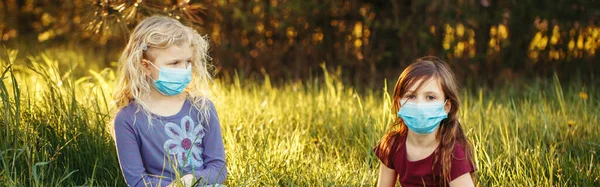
left=397, top=101, right=448, bottom=134
left=148, top=61, right=192, bottom=96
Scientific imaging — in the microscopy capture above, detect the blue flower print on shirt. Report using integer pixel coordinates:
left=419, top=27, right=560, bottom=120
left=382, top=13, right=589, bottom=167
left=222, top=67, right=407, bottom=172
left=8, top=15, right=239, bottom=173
left=163, top=116, right=206, bottom=168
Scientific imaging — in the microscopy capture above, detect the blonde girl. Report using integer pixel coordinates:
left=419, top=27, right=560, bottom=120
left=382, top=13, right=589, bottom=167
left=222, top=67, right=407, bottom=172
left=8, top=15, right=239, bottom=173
left=112, top=16, right=227, bottom=187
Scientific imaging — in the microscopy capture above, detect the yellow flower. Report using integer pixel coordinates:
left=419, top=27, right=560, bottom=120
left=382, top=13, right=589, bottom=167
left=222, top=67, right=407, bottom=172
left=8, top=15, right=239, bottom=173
left=498, top=24, right=508, bottom=40
left=456, top=23, right=465, bottom=37
left=579, top=92, right=589, bottom=100
left=567, top=120, right=575, bottom=127
left=568, top=39, right=575, bottom=50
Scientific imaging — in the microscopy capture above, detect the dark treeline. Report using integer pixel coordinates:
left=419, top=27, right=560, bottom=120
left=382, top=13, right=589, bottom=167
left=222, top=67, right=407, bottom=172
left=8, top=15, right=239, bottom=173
left=1, top=0, right=599, bottom=87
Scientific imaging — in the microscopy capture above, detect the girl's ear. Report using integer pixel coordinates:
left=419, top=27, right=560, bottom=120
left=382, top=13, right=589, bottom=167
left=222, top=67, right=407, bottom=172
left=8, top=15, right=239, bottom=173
left=140, top=59, right=153, bottom=77
left=444, top=100, right=451, bottom=113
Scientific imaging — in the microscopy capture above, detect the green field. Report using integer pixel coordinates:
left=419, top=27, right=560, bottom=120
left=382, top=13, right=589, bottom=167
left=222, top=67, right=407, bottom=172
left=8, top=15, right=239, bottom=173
left=0, top=49, right=599, bottom=186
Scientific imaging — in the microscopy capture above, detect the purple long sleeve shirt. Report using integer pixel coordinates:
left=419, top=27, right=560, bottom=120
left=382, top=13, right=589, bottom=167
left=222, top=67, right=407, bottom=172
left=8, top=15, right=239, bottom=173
left=113, top=98, right=227, bottom=187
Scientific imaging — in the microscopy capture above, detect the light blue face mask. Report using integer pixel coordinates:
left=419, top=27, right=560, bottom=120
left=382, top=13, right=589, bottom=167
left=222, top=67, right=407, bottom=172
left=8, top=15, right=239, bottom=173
left=397, top=100, right=448, bottom=134
left=147, top=61, right=192, bottom=96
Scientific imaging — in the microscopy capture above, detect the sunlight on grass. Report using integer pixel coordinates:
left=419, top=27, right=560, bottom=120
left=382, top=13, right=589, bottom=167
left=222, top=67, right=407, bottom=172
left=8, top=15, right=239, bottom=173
left=0, top=49, right=599, bottom=186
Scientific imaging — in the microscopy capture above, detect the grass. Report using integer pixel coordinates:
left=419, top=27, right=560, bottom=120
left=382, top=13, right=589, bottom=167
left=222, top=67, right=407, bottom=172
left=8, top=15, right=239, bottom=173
left=0, top=48, right=599, bottom=186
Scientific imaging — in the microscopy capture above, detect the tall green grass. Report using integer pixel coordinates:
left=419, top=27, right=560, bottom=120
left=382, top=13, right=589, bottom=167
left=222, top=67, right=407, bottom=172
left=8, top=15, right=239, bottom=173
left=0, top=49, right=599, bottom=186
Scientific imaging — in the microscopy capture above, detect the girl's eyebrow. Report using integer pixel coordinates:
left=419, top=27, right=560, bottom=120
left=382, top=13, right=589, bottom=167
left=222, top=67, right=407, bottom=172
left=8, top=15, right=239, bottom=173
left=423, top=91, right=440, bottom=96
left=406, top=90, right=440, bottom=96
left=166, top=56, right=193, bottom=62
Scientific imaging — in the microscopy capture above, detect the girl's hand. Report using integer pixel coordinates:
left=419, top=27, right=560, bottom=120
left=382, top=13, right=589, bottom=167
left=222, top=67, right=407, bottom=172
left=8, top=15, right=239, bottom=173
left=180, top=174, right=195, bottom=187
left=166, top=174, right=195, bottom=187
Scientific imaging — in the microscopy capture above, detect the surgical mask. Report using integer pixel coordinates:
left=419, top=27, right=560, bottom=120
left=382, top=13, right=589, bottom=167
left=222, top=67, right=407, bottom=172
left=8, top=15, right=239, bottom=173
left=397, top=101, right=448, bottom=134
left=147, top=61, right=192, bottom=96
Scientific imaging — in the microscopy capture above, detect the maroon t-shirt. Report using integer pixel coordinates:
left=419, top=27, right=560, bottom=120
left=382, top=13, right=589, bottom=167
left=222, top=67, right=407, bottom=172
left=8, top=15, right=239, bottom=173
left=374, top=135, right=475, bottom=187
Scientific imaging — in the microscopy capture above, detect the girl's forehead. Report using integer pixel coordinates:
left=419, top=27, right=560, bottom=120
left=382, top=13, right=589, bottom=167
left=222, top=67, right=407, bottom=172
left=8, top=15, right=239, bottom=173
left=406, top=78, right=443, bottom=94
left=147, top=44, right=193, bottom=61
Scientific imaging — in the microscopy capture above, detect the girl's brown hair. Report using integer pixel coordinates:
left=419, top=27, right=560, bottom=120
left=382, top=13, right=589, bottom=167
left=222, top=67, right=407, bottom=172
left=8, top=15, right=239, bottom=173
left=376, top=56, right=475, bottom=185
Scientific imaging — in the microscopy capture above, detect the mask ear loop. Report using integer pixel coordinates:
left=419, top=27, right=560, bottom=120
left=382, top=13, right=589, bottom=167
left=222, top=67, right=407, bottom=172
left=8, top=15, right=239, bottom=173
left=141, top=59, right=160, bottom=70
left=140, top=43, right=161, bottom=83
left=141, top=59, right=160, bottom=82
left=443, top=99, right=450, bottom=115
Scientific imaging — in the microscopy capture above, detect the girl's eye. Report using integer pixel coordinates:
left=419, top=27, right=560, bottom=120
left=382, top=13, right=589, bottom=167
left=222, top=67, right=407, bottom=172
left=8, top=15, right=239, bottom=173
left=427, top=95, right=436, bottom=100
left=406, top=95, right=416, bottom=99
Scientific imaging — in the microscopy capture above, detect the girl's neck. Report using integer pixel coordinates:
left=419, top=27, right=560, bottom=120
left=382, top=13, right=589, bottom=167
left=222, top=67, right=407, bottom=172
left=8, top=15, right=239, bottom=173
left=143, top=88, right=188, bottom=104
left=406, top=130, right=439, bottom=148
left=138, top=89, right=188, bottom=117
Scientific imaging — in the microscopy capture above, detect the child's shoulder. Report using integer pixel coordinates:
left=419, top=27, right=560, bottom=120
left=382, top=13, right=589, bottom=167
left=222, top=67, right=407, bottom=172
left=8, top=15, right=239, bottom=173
left=452, top=140, right=470, bottom=160
left=114, top=100, right=140, bottom=123
left=450, top=140, right=476, bottom=179
left=373, top=133, right=407, bottom=163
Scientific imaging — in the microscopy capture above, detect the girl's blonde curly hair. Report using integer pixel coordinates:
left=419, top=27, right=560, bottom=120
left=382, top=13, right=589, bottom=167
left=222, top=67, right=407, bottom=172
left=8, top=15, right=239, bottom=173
left=112, top=15, right=213, bottom=125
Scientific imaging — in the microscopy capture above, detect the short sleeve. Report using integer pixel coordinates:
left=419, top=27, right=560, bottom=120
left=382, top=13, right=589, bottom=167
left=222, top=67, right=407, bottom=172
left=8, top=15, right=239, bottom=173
left=373, top=135, right=401, bottom=169
left=450, top=143, right=475, bottom=181
left=373, top=142, right=393, bottom=169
